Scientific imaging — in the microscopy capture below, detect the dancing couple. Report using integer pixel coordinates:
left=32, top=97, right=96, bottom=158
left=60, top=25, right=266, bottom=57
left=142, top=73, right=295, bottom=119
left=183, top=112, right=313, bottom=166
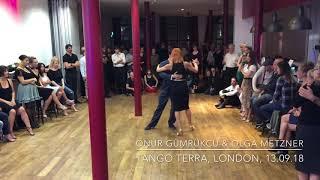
left=145, top=48, right=198, bottom=136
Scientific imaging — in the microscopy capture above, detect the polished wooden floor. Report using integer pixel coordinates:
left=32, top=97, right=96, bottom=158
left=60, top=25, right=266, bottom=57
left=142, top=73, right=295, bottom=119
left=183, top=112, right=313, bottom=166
left=0, top=94, right=297, bottom=180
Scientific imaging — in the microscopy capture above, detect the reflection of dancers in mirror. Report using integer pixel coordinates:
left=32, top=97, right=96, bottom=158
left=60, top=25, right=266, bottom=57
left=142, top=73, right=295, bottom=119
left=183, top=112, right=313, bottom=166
left=157, top=48, right=199, bottom=136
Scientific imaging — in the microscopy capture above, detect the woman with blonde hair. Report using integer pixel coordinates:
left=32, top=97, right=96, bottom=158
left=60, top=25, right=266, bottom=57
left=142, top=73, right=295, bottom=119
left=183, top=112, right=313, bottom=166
left=157, top=48, right=199, bottom=136
left=47, top=57, right=78, bottom=112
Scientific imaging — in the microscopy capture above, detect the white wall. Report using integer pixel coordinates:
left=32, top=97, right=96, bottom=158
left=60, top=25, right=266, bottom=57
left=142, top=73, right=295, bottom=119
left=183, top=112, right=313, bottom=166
left=233, top=0, right=253, bottom=54
left=0, top=0, right=52, bottom=65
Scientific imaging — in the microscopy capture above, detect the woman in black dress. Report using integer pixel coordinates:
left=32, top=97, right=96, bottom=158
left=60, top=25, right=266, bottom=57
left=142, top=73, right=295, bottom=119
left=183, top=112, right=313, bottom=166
left=157, top=48, right=199, bottom=136
left=295, top=65, right=320, bottom=180
left=190, top=45, right=201, bottom=93
left=144, top=69, right=158, bottom=93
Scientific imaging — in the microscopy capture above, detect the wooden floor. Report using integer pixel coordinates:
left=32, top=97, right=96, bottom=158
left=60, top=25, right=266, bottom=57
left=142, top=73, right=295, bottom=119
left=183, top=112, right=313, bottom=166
left=0, top=94, right=297, bottom=180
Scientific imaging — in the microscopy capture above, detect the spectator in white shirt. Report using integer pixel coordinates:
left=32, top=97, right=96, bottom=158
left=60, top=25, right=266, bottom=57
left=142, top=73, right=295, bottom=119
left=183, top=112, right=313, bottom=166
left=215, top=78, right=240, bottom=109
left=112, top=47, right=126, bottom=94
left=252, top=57, right=274, bottom=95
left=79, top=47, right=87, bottom=98
left=223, top=44, right=239, bottom=86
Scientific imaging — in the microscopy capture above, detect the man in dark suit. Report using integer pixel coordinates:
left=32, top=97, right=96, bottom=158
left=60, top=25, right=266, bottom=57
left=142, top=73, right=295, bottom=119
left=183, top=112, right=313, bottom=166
left=144, top=60, right=180, bottom=130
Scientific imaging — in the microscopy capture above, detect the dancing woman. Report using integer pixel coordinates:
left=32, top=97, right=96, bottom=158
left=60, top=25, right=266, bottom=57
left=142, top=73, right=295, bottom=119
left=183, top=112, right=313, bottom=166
left=157, top=48, right=199, bottom=136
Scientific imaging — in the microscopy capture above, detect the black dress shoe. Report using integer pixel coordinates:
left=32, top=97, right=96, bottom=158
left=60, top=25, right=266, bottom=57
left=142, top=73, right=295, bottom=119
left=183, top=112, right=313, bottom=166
left=144, top=126, right=155, bottom=130
left=217, top=104, right=225, bottom=109
left=214, top=103, right=221, bottom=107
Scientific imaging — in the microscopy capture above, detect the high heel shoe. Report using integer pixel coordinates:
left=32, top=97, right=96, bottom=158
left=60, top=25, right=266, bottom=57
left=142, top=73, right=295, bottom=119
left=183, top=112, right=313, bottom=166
left=176, top=129, right=183, bottom=136
left=26, top=127, right=35, bottom=136
left=190, top=125, right=195, bottom=131
left=58, top=105, right=67, bottom=110
left=10, top=133, right=16, bottom=139
left=71, top=104, right=78, bottom=112
left=5, top=135, right=15, bottom=142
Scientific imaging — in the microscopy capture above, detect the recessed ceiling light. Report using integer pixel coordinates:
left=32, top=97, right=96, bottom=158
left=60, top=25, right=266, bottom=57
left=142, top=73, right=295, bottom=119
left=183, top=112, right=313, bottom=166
left=180, top=8, right=185, bottom=11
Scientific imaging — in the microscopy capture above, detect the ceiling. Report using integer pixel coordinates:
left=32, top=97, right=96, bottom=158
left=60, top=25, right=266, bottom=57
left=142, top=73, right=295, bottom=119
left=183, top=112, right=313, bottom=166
left=100, top=0, right=234, bottom=16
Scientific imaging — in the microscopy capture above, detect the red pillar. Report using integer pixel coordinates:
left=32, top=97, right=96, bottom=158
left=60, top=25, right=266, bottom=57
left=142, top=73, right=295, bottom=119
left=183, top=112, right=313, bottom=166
left=81, top=0, right=108, bottom=179
left=144, top=1, right=151, bottom=70
left=132, top=0, right=142, bottom=116
left=254, top=0, right=264, bottom=63
left=223, top=0, right=229, bottom=46
left=207, top=10, right=213, bottom=44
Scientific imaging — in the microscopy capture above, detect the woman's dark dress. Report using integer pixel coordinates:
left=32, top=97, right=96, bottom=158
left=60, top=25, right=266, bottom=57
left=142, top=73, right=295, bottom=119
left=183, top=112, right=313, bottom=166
left=0, top=80, right=19, bottom=114
left=15, top=67, right=41, bottom=104
left=170, top=62, right=189, bottom=111
left=146, top=75, right=156, bottom=87
left=294, top=82, right=320, bottom=174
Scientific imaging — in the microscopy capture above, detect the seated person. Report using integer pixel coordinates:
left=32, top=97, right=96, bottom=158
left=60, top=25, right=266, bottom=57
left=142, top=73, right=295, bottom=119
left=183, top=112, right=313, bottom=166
left=252, top=57, right=275, bottom=95
left=255, top=61, right=298, bottom=128
left=0, top=65, right=35, bottom=137
left=38, top=63, right=77, bottom=114
left=47, top=57, right=76, bottom=102
left=0, top=111, right=15, bottom=142
left=253, top=57, right=283, bottom=127
left=215, top=77, right=240, bottom=109
left=126, top=71, right=135, bottom=96
left=144, top=69, right=158, bottom=93
left=273, top=68, right=315, bottom=155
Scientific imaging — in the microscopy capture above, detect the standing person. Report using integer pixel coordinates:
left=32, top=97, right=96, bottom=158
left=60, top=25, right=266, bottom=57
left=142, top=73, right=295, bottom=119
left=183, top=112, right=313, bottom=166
left=140, top=47, right=146, bottom=74
left=125, top=48, right=133, bottom=73
left=150, top=48, right=159, bottom=74
left=112, top=47, right=126, bottom=94
left=207, top=44, right=215, bottom=69
left=79, top=47, right=86, bottom=99
left=239, top=53, right=257, bottom=121
left=222, top=44, right=239, bottom=86
left=157, top=48, right=199, bottom=136
left=102, top=47, right=113, bottom=98
left=214, top=45, right=224, bottom=77
left=80, top=47, right=87, bottom=98
left=144, top=61, right=180, bottom=130
left=63, top=44, right=80, bottom=103
left=236, top=43, right=249, bottom=86
left=158, top=42, right=169, bottom=63
left=190, top=45, right=201, bottom=93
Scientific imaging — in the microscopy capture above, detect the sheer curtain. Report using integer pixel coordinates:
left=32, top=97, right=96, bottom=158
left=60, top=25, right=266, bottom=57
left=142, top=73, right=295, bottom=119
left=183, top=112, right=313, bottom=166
left=49, top=0, right=72, bottom=68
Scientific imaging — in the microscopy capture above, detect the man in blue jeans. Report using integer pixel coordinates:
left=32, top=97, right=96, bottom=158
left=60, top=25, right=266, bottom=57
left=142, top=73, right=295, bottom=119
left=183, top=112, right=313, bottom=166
left=253, top=57, right=283, bottom=127
left=144, top=60, right=181, bottom=130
